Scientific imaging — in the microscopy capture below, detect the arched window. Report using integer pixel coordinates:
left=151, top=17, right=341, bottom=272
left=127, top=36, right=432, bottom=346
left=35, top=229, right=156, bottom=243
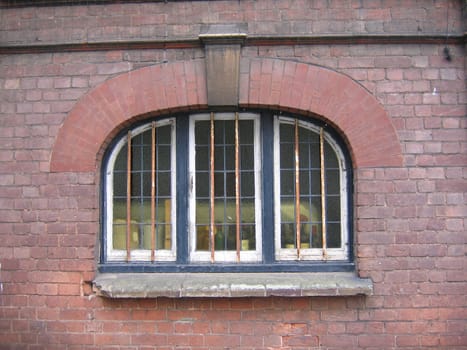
left=101, top=111, right=352, bottom=272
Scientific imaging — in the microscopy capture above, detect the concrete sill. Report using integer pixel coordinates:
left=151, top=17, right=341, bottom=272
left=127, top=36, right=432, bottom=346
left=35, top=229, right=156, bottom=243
left=93, top=272, right=373, bottom=298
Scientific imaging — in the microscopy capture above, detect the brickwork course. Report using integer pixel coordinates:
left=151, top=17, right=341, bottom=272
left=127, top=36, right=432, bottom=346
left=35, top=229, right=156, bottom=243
left=0, top=0, right=466, bottom=349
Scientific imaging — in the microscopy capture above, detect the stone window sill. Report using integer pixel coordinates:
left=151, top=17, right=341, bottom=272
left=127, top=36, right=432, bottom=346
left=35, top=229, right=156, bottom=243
left=92, top=272, right=373, bottom=298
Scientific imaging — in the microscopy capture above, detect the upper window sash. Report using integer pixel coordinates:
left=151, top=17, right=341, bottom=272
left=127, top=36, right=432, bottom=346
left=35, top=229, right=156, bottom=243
left=188, top=112, right=262, bottom=263
left=105, top=118, right=177, bottom=262
left=273, top=116, right=349, bottom=261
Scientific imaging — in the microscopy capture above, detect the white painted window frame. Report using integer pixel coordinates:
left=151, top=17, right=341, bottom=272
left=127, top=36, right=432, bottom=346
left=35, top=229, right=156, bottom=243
left=188, top=112, right=262, bottom=263
left=105, top=119, right=177, bottom=262
left=273, top=116, right=349, bottom=261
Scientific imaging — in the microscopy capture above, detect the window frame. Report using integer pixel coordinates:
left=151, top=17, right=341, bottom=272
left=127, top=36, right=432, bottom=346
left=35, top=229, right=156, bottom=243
left=104, top=118, right=177, bottom=263
left=188, top=112, right=263, bottom=263
left=273, top=116, right=349, bottom=261
left=100, top=110, right=354, bottom=273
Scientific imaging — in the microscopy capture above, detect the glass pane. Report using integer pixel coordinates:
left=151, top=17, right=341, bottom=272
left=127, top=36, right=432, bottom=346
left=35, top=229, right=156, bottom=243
left=311, top=223, right=322, bottom=248
left=239, top=120, right=253, bottom=144
left=195, top=121, right=210, bottom=145
left=281, top=222, right=296, bottom=248
left=299, top=142, right=310, bottom=168
left=241, top=224, right=255, bottom=250
left=215, top=224, right=236, bottom=251
left=114, top=146, right=127, bottom=172
left=131, top=172, right=142, bottom=197
left=112, top=221, right=139, bottom=250
left=157, top=172, right=171, bottom=197
left=214, top=145, right=225, bottom=170
left=157, top=145, right=171, bottom=170
left=280, top=122, right=294, bottom=141
left=280, top=143, right=294, bottom=169
left=196, top=199, right=210, bottom=226
left=311, top=169, right=321, bottom=195
left=240, top=171, right=255, bottom=197
left=327, top=223, right=341, bottom=248
left=196, top=145, right=209, bottom=171
left=225, top=146, right=235, bottom=170
left=299, top=126, right=319, bottom=144
left=196, top=171, right=209, bottom=198
left=113, top=199, right=127, bottom=221
left=326, top=169, right=340, bottom=195
left=240, top=145, right=254, bottom=169
left=141, top=171, right=151, bottom=197
left=142, top=223, right=171, bottom=250
left=214, top=173, right=224, bottom=197
left=223, top=120, right=235, bottom=144
left=280, top=170, right=294, bottom=196
left=324, top=141, right=339, bottom=168
left=326, top=195, right=341, bottom=222
left=156, top=125, right=171, bottom=144
left=196, top=225, right=210, bottom=251
left=299, top=170, right=310, bottom=196
left=225, top=172, right=235, bottom=197
left=113, top=172, right=127, bottom=198
left=240, top=198, right=255, bottom=223
left=193, top=115, right=258, bottom=256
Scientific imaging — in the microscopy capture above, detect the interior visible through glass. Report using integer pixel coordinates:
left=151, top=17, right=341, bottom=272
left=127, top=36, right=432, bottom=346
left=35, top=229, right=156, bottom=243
left=194, top=119, right=256, bottom=252
left=112, top=125, right=172, bottom=251
left=279, top=122, right=341, bottom=249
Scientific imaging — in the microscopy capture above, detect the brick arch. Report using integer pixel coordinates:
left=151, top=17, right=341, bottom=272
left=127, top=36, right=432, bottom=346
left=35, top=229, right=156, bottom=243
left=50, top=58, right=402, bottom=172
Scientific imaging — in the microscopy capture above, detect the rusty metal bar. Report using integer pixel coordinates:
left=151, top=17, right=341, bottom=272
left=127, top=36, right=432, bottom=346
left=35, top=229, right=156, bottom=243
left=294, top=119, right=301, bottom=258
left=210, top=112, right=215, bottom=263
left=126, top=131, right=132, bottom=261
left=235, top=113, right=241, bottom=262
left=320, top=128, right=328, bottom=260
left=150, top=122, right=156, bottom=261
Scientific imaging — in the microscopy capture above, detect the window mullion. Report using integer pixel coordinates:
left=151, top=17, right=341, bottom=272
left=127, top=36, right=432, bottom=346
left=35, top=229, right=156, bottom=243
left=126, top=131, right=132, bottom=262
left=294, top=119, right=301, bottom=258
left=235, top=112, right=241, bottom=262
left=262, top=112, right=275, bottom=264
left=176, top=115, right=189, bottom=264
left=209, top=112, right=216, bottom=263
left=150, top=122, right=156, bottom=261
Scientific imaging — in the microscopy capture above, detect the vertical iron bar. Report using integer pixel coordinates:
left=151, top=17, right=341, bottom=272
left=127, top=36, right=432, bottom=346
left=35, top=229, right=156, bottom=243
left=235, top=113, right=241, bottom=262
left=320, top=127, right=328, bottom=260
left=210, top=112, right=215, bottom=263
left=151, top=122, right=156, bottom=261
left=294, top=119, right=301, bottom=258
left=126, top=131, right=132, bottom=261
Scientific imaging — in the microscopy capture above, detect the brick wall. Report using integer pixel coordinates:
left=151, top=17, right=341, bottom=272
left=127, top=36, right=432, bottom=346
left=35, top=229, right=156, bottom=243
left=0, top=1, right=466, bottom=349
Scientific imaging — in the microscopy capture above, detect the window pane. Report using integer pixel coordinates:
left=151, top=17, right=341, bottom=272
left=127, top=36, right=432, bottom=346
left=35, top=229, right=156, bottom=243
left=326, top=169, right=340, bottom=194
left=240, top=145, right=254, bottom=169
left=192, top=114, right=259, bottom=259
left=240, top=171, right=255, bottom=197
left=277, top=117, right=346, bottom=259
left=196, top=145, right=209, bottom=170
left=326, top=223, right=341, bottom=248
left=109, top=121, right=174, bottom=260
left=241, top=224, right=255, bottom=250
left=324, top=141, right=339, bottom=168
left=326, top=195, right=341, bottom=222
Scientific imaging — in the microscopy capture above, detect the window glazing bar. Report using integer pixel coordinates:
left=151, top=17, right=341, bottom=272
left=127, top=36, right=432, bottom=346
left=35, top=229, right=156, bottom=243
left=294, top=119, right=301, bottom=258
left=235, top=112, right=241, bottom=262
left=209, top=112, right=215, bottom=263
left=151, top=122, right=156, bottom=261
left=126, top=131, right=132, bottom=261
left=320, top=127, right=328, bottom=259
